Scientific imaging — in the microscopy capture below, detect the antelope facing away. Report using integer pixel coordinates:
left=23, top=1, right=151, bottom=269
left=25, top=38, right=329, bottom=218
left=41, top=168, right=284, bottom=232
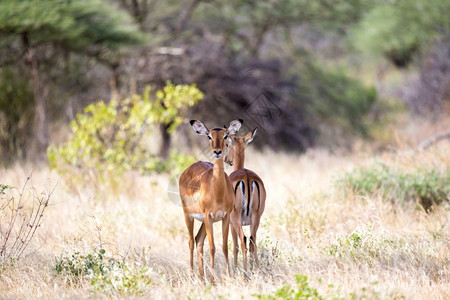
left=224, top=127, right=266, bottom=271
left=179, top=119, right=243, bottom=282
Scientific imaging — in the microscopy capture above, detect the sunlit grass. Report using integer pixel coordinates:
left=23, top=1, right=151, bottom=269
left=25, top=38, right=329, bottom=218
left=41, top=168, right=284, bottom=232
left=0, top=135, right=449, bottom=298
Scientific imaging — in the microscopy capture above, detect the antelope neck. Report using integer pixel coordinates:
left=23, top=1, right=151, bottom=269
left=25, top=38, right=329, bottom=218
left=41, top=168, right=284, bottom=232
left=213, top=157, right=226, bottom=181
left=233, top=149, right=245, bottom=171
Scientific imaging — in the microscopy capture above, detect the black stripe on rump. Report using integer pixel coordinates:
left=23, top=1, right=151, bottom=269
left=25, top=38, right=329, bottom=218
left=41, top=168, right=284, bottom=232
left=246, top=171, right=251, bottom=216
left=253, top=181, right=261, bottom=211
left=234, top=180, right=244, bottom=197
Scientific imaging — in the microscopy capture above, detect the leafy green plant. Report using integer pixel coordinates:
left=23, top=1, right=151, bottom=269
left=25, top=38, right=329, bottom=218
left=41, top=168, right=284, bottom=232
left=337, top=162, right=450, bottom=210
left=47, top=82, right=203, bottom=188
left=257, top=275, right=323, bottom=300
left=0, top=184, right=11, bottom=195
left=54, top=248, right=153, bottom=295
left=55, top=249, right=108, bottom=279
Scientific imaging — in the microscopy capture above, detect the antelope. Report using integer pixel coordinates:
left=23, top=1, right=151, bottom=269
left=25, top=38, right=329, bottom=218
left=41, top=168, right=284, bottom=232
left=224, top=127, right=266, bottom=271
left=179, top=119, right=243, bottom=282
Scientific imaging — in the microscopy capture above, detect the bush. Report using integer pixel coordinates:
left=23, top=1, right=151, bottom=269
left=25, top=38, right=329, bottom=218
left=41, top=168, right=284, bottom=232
left=337, top=162, right=450, bottom=210
left=54, top=248, right=154, bottom=295
left=47, top=82, right=202, bottom=188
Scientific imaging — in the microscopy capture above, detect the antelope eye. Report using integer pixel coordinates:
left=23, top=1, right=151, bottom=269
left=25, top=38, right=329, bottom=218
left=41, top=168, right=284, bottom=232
left=223, top=135, right=228, bottom=140
left=207, top=135, right=212, bottom=140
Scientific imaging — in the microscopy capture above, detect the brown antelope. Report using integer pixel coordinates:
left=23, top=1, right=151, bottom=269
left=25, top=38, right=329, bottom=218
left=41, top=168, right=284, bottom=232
left=224, top=127, right=266, bottom=271
left=179, top=119, right=243, bottom=282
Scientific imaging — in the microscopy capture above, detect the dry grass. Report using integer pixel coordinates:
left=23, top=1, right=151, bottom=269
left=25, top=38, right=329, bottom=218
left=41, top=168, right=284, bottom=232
left=0, top=127, right=449, bottom=299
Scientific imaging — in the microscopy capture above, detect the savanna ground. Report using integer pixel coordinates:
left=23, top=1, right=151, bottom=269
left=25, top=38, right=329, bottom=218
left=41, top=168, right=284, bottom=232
left=0, top=118, right=449, bottom=299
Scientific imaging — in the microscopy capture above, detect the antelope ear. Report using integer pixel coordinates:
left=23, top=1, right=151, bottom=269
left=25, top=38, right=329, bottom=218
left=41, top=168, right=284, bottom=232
left=227, top=119, right=243, bottom=135
left=244, top=127, right=258, bottom=145
left=190, top=120, right=209, bottom=135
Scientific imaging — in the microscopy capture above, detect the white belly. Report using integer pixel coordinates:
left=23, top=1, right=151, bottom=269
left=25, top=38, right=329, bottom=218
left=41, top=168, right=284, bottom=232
left=190, top=213, right=204, bottom=222
left=189, top=210, right=227, bottom=223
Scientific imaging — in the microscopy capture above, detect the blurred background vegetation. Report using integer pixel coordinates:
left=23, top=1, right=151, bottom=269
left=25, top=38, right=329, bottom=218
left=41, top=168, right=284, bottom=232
left=0, top=0, right=449, bottom=165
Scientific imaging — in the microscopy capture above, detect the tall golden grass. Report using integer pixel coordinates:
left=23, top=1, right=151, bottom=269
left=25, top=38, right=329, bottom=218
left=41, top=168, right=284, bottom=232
left=0, top=122, right=449, bottom=299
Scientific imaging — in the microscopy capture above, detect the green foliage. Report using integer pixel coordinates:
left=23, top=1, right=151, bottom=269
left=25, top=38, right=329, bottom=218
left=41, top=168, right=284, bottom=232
left=0, top=0, right=143, bottom=51
left=154, top=82, right=205, bottom=133
left=337, top=162, right=450, bottom=209
left=257, top=275, right=323, bottom=300
left=301, top=63, right=376, bottom=136
left=0, top=184, right=11, bottom=195
left=54, top=249, right=153, bottom=295
left=55, top=249, right=109, bottom=279
left=47, top=82, right=203, bottom=186
left=351, top=0, right=450, bottom=65
left=195, top=0, right=372, bottom=54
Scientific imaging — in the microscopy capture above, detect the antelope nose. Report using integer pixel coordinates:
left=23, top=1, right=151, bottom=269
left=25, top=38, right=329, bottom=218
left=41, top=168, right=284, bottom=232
left=214, top=150, right=222, bottom=156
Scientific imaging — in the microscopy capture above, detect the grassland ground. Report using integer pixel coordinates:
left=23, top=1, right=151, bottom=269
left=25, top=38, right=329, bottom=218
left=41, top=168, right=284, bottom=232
left=0, top=130, right=449, bottom=299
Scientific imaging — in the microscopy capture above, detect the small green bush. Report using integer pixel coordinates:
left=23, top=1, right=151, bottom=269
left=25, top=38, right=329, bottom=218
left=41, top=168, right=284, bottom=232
left=55, top=249, right=109, bottom=279
left=47, top=82, right=202, bottom=187
left=337, top=162, right=450, bottom=210
left=54, top=249, right=153, bottom=295
left=256, top=275, right=323, bottom=300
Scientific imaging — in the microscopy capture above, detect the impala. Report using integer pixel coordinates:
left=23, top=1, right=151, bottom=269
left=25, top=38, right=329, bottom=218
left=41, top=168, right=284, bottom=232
left=179, top=119, right=243, bottom=282
left=224, top=127, right=266, bottom=271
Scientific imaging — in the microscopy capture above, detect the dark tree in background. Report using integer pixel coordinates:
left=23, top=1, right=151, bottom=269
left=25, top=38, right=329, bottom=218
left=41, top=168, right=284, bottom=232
left=0, top=0, right=142, bottom=159
left=1, top=0, right=449, bottom=163
left=117, top=0, right=376, bottom=153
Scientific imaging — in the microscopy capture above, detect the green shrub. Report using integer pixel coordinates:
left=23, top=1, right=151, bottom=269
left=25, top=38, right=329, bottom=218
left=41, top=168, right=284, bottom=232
left=256, top=275, right=323, bottom=300
left=47, top=82, right=202, bottom=187
left=54, top=248, right=153, bottom=294
left=55, top=249, right=109, bottom=279
left=337, top=162, right=450, bottom=210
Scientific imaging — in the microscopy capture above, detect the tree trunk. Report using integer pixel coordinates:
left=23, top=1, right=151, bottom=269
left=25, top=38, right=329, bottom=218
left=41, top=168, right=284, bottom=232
left=159, top=123, right=171, bottom=159
left=22, top=32, right=49, bottom=159
left=109, top=63, right=121, bottom=100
